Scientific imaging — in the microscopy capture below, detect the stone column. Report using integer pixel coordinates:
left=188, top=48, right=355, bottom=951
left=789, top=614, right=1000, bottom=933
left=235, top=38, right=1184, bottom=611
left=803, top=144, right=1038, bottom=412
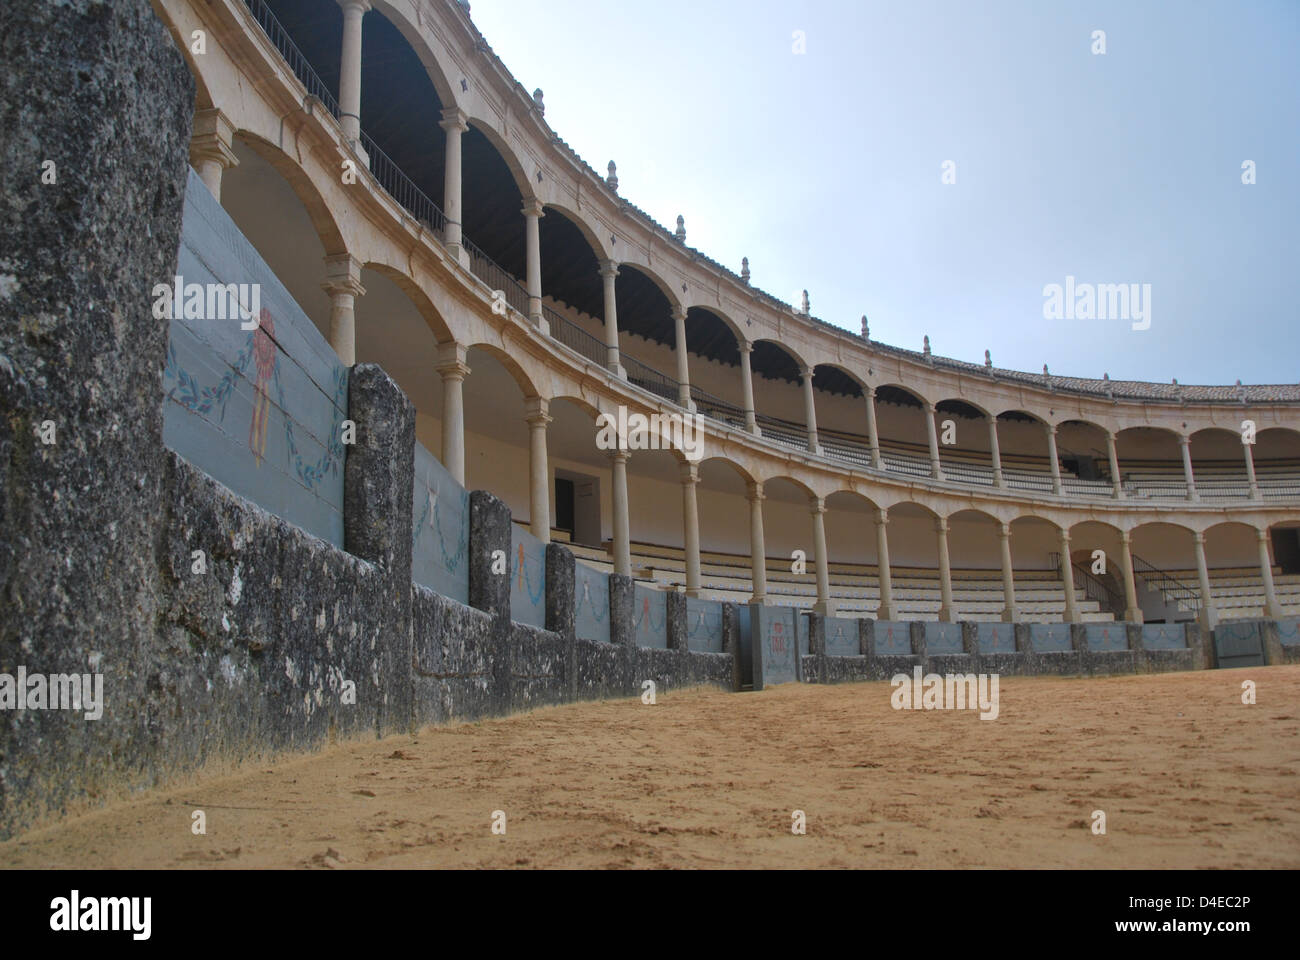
left=681, top=461, right=701, bottom=596
left=337, top=0, right=370, bottom=143
left=1119, top=530, right=1143, bottom=623
left=1181, top=435, right=1200, bottom=502
left=747, top=481, right=767, bottom=603
left=739, top=341, right=759, bottom=434
left=433, top=341, right=469, bottom=485
left=522, top=198, right=545, bottom=331
left=524, top=396, right=551, bottom=542
left=865, top=385, right=883, bottom=469
left=925, top=402, right=943, bottom=480
left=811, top=496, right=833, bottom=614
left=673, top=306, right=693, bottom=409
left=936, top=516, right=955, bottom=623
left=599, top=260, right=624, bottom=377
left=322, top=253, right=365, bottom=367
left=1193, top=531, right=1218, bottom=629
left=188, top=108, right=239, bottom=203
left=1046, top=423, right=1063, bottom=494
left=611, top=449, right=631, bottom=577
left=439, top=107, right=467, bottom=258
left=1243, top=436, right=1260, bottom=500
left=998, top=521, right=1018, bottom=622
left=1258, top=527, right=1283, bottom=619
left=1106, top=431, right=1124, bottom=499
left=875, top=507, right=895, bottom=621
left=988, top=415, right=1004, bottom=488
left=1059, top=528, right=1080, bottom=622
left=801, top=366, right=821, bottom=454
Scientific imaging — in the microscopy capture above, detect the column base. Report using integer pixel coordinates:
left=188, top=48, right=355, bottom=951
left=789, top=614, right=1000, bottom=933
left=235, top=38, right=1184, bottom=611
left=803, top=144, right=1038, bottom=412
left=1001, top=607, right=1018, bottom=623
left=1266, top=602, right=1285, bottom=620
left=609, top=362, right=626, bottom=380
left=685, top=587, right=701, bottom=599
left=807, top=444, right=823, bottom=456
left=750, top=593, right=766, bottom=606
left=529, top=312, right=549, bottom=336
left=1124, top=607, right=1144, bottom=624
left=875, top=603, right=893, bottom=621
left=813, top=600, right=836, bottom=616
left=937, top=606, right=954, bottom=623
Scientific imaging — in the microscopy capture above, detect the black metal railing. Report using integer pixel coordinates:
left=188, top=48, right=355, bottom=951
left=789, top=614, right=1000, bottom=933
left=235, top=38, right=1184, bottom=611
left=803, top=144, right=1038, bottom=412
left=547, top=307, right=606, bottom=366
left=358, top=130, right=446, bottom=236
left=622, top=355, right=679, bottom=404
left=1072, top=560, right=1126, bottom=619
left=1132, top=554, right=1202, bottom=613
left=462, top=237, right=530, bottom=315
left=243, top=0, right=340, bottom=118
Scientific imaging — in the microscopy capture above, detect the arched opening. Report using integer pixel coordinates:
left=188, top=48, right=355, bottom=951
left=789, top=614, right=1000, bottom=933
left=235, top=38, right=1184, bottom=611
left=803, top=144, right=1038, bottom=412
left=993, top=409, right=1057, bottom=494
left=1128, top=522, right=1199, bottom=623
left=875, top=385, right=930, bottom=477
left=749, top=341, right=811, bottom=450
left=1008, top=516, right=1072, bottom=622
left=933, top=398, right=992, bottom=485
left=1055, top=419, right=1114, bottom=496
left=1115, top=426, right=1185, bottom=500
left=461, top=346, right=532, bottom=519
left=612, top=265, right=682, bottom=402
left=537, top=206, right=605, bottom=360
left=1187, top=427, right=1252, bottom=500
left=546, top=396, right=609, bottom=552
left=947, top=509, right=1009, bottom=621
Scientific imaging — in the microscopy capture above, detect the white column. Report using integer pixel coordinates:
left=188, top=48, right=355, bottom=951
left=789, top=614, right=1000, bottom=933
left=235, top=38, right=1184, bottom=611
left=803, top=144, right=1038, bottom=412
left=681, top=462, right=701, bottom=596
left=524, top=397, right=551, bottom=542
left=875, top=507, right=894, bottom=621
left=189, top=109, right=239, bottom=203
left=936, top=517, right=955, bottom=623
left=1181, top=435, right=1200, bottom=502
left=1059, top=529, right=1079, bottom=622
left=599, top=260, right=624, bottom=377
left=673, top=307, right=693, bottom=409
left=811, top=496, right=833, bottom=615
left=1107, top=431, right=1124, bottom=499
left=865, top=386, right=883, bottom=470
left=322, top=254, right=365, bottom=367
left=439, top=108, right=467, bottom=259
left=747, top=482, right=767, bottom=603
left=522, top=198, right=546, bottom=332
left=1243, top=436, right=1260, bottom=500
left=999, top=521, right=1017, bottom=622
left=925, top=402, right=943, bottom=480
left=337, top=0, right=370, bottom=143
left=1193, top=531, right=1217, bottom=629
left=1120, top=530, right=1143, bottom=623
left=434, top=342, right=469, bottom=485
left=1258, top=528, right=1283, bottom=618
left=801, top=366, right=821, bottom=454
left=611, top=450, right=631, bottom=577
left=988, top=415, right=1004, bottom=488
left=1046, top=423, right=1063, bottom=494
left=739, top=342, right=759, bottom=435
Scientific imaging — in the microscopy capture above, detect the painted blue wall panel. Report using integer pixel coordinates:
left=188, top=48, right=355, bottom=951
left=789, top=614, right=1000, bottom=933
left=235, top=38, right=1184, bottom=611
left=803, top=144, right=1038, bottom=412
left=1031, top=622, right=1072, bottom=653
left=1277, top=619, right=1300, bottom=647
left=756, top=606, right=798, bottom=685
left=686, top=597, right=724, bottom=653
left=926, top=621, right=964, bottom=655
left=977, top=622, right=1016, bottom=654
left=1085, top=623, right=1128, bottom=651
left=575, top=562, right=611, bottom=644
left=824, top=616, right=860, bottom=656
left=411, top=441, right=469, bottom=604
left=1141, top=622, right=1186, bottom=650
left=162, top=169, right=346, bottom=547
left=510, top=525, right=548, bottom=627
left=875, top=620, right=912, bottom=655
left=633, top=585, right=668, bottom=648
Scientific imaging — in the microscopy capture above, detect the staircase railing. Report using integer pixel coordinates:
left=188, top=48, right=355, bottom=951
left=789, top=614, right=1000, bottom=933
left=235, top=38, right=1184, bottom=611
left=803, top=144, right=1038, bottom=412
left=1132, top=554, right=1203, bottom=613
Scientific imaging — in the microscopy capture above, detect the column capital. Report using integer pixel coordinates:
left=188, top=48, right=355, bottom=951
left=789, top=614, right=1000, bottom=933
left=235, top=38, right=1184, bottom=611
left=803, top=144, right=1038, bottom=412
left=1257, top=526, right=1271, bottom=542
left=438, top=107, right=468, bottom=133
left=987, top=413, right=998, bottom=424
left=746, top=480, right=764, bottom=502
left=598, top=259, right=620, bottom=280
left=739, top=339, right=754, bottom=355
left=1058, top=528, right=1071, bottom=543
left=671, top=305, right=687, bottom=322
left=799, top=365, right=814, bottom=382
left=322, top=253, right=366, bottom=298
left=609, top=449, right=631, bottom=465
left=1120, top=529, right=1132, bottom=543
left=189, top=108, right=239, bottom=168
left=337, top=0, right=372, bottom=12
left=875, top=506, right=889, bottom=525
left=521, top=198, right=545, bottom=219
left=434, top=340, right=470, bottom=380
left=523, top=395, right=551, bottom=425
left=923, top=400, right=936, bottom=413
left=864, top=384, right=876, bottom=398
left=1047, top=422, right=1058, bottom=435
left=679, top=461, right=699, bottom=484
left=808, top=495, right=826, bottom=515
left=934, top=516, right=949, bottom=534
left=1192, top=530, right=1206, bottom=545
left=1180, top=434, right=1193, bottom=447
left=998, top=521, right=1012, bottom=539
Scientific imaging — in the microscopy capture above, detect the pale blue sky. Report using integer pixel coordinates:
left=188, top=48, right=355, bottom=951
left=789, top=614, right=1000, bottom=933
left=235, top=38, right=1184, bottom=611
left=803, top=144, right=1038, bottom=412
left=468, top=0, right=1298, bottom=386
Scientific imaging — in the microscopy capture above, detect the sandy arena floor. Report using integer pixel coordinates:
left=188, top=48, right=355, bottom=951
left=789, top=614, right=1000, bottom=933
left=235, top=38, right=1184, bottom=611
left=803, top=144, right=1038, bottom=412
left=3, top=667, right=1298, bottom=869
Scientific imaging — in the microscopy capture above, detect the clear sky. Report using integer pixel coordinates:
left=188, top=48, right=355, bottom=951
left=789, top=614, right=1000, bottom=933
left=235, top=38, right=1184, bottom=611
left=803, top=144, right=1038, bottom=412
left=467, top=0, right=1299, bottom=387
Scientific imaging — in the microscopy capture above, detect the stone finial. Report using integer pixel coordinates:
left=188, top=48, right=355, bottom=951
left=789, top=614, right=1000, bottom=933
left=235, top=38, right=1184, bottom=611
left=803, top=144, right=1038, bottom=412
left=1103, top=372, right=1109, bottom=380
left=741, top=257, right=750, bottom=284
left=1172, top=377, right=1178, bottom=385
left=861, top=315, right=869, bottom=340
left=984, top=349, right=992, bottom=368
left=1044, top=364, right=1050, bottom=377
left=675, top=215, right=685, bottom=242
left=606, top=161, right=618, bottom=193
left=532, top=88, right=545, bottom=115
left=923, top=335, right=931, bottom=357
left=801, top=290, right=810, bottom=315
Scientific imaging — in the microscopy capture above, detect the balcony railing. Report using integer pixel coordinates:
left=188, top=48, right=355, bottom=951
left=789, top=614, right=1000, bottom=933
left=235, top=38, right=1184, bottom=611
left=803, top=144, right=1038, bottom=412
left=240, top=0, right=1298, bottom=508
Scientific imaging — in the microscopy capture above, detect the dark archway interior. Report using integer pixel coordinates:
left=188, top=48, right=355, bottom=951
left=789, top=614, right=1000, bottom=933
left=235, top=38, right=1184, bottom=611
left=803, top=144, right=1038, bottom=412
left=751, top=341, right=801, bottom=385
left=813, top=367, right=863, bottom=398
left=539, top=209, right=602, bottom=318
left=686, top=308, right=740, bottom=367
left=614, top=267, right=674, bottom=347
left=937, top=399, right=985, bottom=420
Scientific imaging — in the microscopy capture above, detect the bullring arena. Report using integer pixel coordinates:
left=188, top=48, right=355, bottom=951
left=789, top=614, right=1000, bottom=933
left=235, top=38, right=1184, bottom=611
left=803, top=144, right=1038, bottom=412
left=0, top=0, right=1297, bottom=871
